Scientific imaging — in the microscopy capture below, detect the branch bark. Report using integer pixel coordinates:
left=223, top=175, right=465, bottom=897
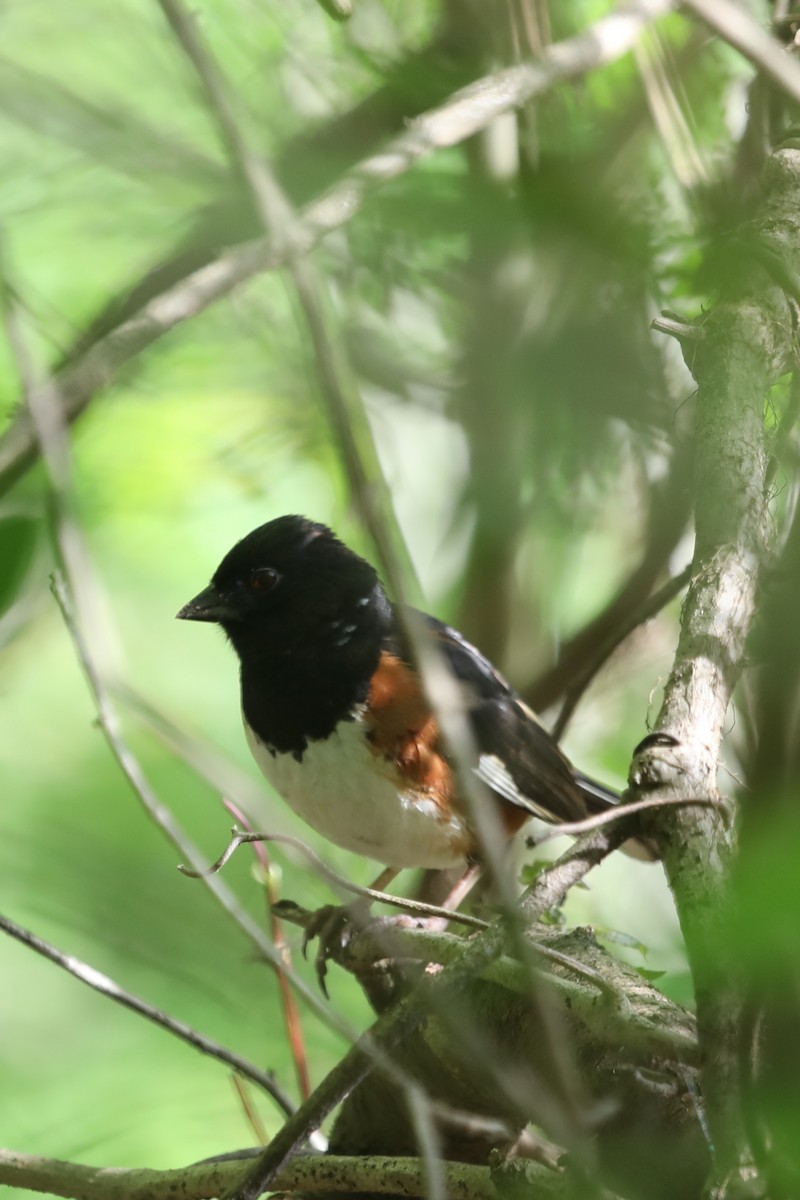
left=629, top=144, right=800, bottom=1182
left=0, top=1150, right=501, bottom=1200
left=282, top=909, right=699, bottom=1065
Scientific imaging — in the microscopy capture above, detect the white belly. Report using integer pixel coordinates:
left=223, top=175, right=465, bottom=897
left=244, top=713, right=468, bottom=869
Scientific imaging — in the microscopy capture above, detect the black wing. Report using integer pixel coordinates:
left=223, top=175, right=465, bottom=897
left=396, top=608, right=619, bottom=826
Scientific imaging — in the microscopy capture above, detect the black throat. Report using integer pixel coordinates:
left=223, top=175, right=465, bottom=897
left=232, top=583, right=393, bottom=760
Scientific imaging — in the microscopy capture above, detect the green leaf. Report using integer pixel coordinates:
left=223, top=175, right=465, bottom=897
left=636, top=967, right=666, bottom=983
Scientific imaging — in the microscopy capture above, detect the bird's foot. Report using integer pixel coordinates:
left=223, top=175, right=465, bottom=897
left=273, top=897, right=373, bottom=996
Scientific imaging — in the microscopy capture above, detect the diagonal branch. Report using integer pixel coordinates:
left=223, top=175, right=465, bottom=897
left=51, top=27, right=468, bottom=370
left=526, top=444, right=693, bottom=719
left=685, top=0, right=800, bottom=104
left=179, top=825, right=488, bottom=929
left=154, top=0, right=415, bottom=588
left=549, top=562, right=692, bottom=741
left=0, top=911, right=295, bottom=1115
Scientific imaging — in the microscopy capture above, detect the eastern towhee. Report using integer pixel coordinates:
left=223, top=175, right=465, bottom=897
left=177, top=515, right=643, bottom=883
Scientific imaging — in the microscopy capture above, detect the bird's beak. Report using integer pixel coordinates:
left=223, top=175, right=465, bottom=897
left=176, top=584, right=238, bottom=623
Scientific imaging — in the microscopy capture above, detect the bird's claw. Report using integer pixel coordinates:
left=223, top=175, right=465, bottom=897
left=301, top=899, right=372, bottom=997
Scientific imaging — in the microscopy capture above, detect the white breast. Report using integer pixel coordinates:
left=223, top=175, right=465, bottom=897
left=244, top=712, right=469, bottom=869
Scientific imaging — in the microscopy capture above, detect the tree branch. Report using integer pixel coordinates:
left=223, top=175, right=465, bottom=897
left=630, top=146, right=800, bottom=1178
left=0, top=1149, right=504, bottom=1200
left=275, top=910, right=699, bottom=1065
left=154, top=0, right=419, bottom=593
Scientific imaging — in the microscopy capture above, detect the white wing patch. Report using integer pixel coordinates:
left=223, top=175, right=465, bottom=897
left=476, top=753, right=554, bottom=822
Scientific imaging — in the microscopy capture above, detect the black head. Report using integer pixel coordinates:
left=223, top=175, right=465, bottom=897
left=177, top=515, right=388, bottom=662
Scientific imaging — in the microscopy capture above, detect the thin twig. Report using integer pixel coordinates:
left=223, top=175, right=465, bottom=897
left=179, top=826, right=488, bottom=930
left=526, top=448, right=693, bottom=715
left=230, top=1077, right=269, bottom=1150
left=0, top=0, right=675, bottom=499
left=0, top=911, right=295, bottom=1114
left=222, top=800, right=312, bottom=1103
left=519, top=825, right=628, bottom=925
left=527, top=792, right=722, bottom=845
left=551, top=564, right=692, bottom=740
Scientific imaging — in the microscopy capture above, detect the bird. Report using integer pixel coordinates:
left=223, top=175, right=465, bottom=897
left=177, top=515, right=645, bottom=891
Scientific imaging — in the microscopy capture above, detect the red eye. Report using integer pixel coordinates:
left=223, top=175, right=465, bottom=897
left=251, top=567, right=280, bottom=592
